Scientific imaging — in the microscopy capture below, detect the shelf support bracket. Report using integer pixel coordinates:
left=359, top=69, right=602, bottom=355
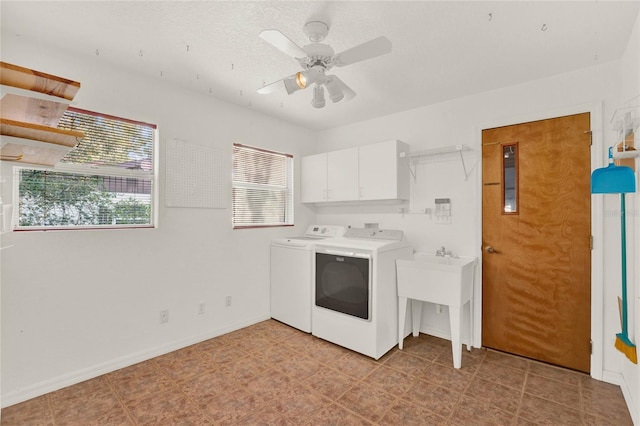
left=459, top=150, right=470, bottom=181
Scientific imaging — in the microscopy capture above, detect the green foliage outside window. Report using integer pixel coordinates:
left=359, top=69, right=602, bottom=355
left=18, top=170, right=151, bottom=227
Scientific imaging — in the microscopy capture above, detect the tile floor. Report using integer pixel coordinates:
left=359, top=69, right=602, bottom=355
left=1, top=319, right=633, bottom=425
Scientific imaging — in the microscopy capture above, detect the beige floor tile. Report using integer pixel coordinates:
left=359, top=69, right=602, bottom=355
left=517, top=393, right=583, bottom=425
left=383, top=398, right=446, bottom=425
left=1, top=320, right=633, bottom=426
left=337, top=382, right=398, bottom=423
left=361, top=364, right=417, bottom=396
left=402, top=378, right=461, bottom=418
left=0, top=396, right=54, bottom=426
left=307, top=403, right=373, bottom=425
left=524, top=372, right=581, bottom=408
left=463, top=376, right=522, bottom=413
left=476, top=359, right=528, bottom=391
left=448, top=395, right=515, bottom=426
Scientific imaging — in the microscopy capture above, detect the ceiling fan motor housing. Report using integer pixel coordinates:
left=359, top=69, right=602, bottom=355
left=301, top=43, right=335, bottom=70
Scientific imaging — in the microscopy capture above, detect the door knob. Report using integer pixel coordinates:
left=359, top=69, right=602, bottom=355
left=485, top=245, right=497, bottom=254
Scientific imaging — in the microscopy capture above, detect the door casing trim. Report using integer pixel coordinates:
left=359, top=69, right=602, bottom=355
left=475, top=102, right=604, bottom=380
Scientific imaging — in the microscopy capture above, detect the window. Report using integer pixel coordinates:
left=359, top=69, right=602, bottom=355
left=232, top=143, right=293, bottom=228
left=502, top=143, right=518, bottom=214
left=15, top=107, right=156, bottom=230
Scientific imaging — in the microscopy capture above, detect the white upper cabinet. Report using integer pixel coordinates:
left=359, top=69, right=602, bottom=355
left=358, top=140, right=409, bottom=201
left=327, top=148, right=359, bottom=201
left=301, top=140, right=409, bottom=203
left=300, top=153, right=328, bottom=203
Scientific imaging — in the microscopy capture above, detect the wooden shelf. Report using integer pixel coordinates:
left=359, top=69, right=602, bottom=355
left=0, top=93, right=70, bottom=127
left=0, top=62, right=83, bottom=166
left=1, top=141, right=71, bottom=166
left=0, top=62, right=80, bottom=101
left=1, top=118, right=82, bottom=147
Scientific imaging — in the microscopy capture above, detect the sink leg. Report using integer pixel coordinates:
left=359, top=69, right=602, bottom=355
left=467, top=300, right=473, bottom=352
left=398, top=296, right=408, bottom=349
left=411, top=300, right=422, bottom=337
left=449, top=306, right=463, bottom=369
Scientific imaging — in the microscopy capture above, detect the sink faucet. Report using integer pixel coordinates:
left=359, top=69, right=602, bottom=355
left=436, top=246, right=452, bottom=257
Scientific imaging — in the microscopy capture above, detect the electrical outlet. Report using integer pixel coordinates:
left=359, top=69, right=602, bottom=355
left=198, top=302, right=205, bottom=315
left=225, top=296, right=232, bottom=307
left=160, top=309, right=169, bottom=324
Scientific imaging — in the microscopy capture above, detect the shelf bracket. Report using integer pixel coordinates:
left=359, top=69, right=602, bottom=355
left=459, top=149, right=470, bottom=181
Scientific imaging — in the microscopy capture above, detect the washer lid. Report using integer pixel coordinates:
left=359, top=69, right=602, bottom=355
left=272, top=236, right=319, bottom=247
left=316, top=228, right=407, bottom=252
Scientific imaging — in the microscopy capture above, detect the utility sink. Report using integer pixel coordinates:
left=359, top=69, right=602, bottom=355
left=396, top=253, right=478, bottom=368
left=396, top=253, right=477, bottom=306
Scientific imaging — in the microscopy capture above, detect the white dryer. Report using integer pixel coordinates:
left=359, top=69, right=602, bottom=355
left=270, top=225, right=344, bottom=332
left=313, top=228, right=413, bottom=359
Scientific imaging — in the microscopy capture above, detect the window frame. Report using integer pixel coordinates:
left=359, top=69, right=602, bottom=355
left=231, top=143, right=294, bottom=229
left=12, top=107, right=158, bottom=231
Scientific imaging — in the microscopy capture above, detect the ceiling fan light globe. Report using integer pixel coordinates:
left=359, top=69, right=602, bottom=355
left=311, top=85, right=326, bottom=108
left=325, top=79, right=344, bottom=103
left=283, top=77, right=301, bottom=94
left=295, top=72, right=307, bottom=89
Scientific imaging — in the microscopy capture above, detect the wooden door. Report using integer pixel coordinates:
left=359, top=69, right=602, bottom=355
left=482, top=113, right=592, bottom=372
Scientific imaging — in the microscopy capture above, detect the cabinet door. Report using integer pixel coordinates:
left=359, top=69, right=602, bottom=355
left=301, top=153, right=327, bottom=203
left=359, top=141, right=399, bottom=200
left=327, top=148, right=359, bottom=201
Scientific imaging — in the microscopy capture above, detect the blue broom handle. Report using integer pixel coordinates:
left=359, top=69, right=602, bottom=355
left=621, top=193, right=628, bottom=336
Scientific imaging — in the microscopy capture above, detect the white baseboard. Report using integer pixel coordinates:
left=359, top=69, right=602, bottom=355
left=601, top=369, right=623, bottom=385
left=618, top=371, right=639, bottom=426
left=1, top=314, right=270, bottom=408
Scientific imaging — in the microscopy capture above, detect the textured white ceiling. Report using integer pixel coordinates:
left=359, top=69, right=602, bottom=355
left=1, top=1, right=638, bottom=131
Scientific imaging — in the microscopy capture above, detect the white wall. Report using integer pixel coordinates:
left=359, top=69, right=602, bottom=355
left=0, top=38, right=317, bottom=406
left=619, top=9, right=640, bottom=425
left=314, top=60, right=627, bottom=376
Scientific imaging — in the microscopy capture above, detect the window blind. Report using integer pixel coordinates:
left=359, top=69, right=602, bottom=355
left=232, top=144, right=293, bottom=228
left=58, top=107, right=155, bottom=171
left=16, top=108, right=156, bottom=230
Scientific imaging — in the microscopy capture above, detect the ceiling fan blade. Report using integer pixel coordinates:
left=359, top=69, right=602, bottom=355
left=334, top=36, right=392, bottom=67
left=257, top=79, right=284, bottom=94
left=329, top=76, right=356, bottom=101
left=257, top=74, right=302, bottom=95
left=259, top=29, right=308, bottom=59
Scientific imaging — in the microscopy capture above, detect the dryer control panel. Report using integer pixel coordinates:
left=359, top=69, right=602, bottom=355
left=305, top=225, right=345, bottom=238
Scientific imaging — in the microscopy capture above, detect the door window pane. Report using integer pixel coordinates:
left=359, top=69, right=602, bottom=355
left=503, top=144, right=518, bottom=213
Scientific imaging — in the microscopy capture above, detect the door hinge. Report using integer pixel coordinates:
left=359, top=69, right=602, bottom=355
left=590, top=235, right=593, bottom=250
left=590, top=339, right=593, bottom=354
left=584, top=130, right=593, bottom=145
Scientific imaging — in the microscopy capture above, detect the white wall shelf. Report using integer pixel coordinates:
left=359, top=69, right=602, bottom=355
left=609, top=97, right=639, bottom=167
left=408, top=144, right=472, bottom=181
left=613, top=150, right=640, bottom=160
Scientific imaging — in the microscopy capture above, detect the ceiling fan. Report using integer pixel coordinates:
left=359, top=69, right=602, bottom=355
left=257, top=21, right=392, bottom=108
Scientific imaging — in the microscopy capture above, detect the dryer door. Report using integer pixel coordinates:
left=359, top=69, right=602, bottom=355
left=315, top=250, right=371, bottom=321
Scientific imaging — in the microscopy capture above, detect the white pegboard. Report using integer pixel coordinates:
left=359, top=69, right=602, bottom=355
left=165, top=139, right=228, bottom=209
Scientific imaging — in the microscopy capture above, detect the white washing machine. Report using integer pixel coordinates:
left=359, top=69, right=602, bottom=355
left=313, top=228, right=413, bottom=359
left=270, top=225, right=344, bottom=332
